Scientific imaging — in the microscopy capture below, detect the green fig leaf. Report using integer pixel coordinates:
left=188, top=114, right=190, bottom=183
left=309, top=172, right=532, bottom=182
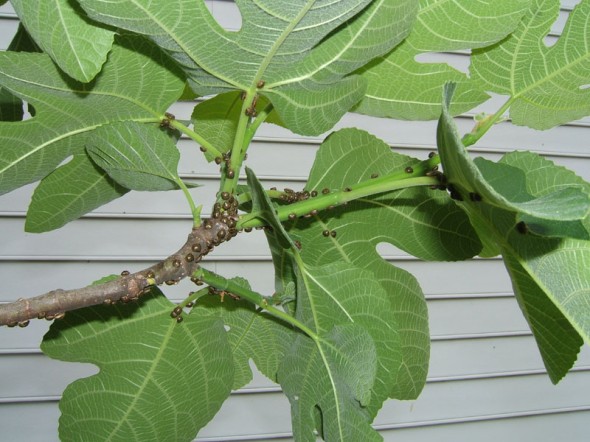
left=354, top=0, right=531, bottom=120
left=11, top=0, right=115, bottom=82
left=471, top=0, right=590, bottom=129
left=25, top=154, right=128, bottom=233
left=0, top=36, right=184, bottom=223
left=41, top=289, right=234, bottom=442
left=437, top=83, right=589, bottom=382
left=76, top=0, right=418, bottom=135
left=87, top=122, right=184, bottom=191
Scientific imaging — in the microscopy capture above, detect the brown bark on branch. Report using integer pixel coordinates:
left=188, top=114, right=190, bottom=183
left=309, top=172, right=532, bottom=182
left=0, top=217, right=237, bottom=326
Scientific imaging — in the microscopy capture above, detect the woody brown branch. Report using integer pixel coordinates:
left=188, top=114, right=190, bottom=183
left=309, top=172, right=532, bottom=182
left=0, top=217, right=237, bottom=327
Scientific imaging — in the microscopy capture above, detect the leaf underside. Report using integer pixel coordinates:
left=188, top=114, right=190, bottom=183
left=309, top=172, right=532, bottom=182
left=437, top=84, right=590, bottom=383
left=75, top=0, right=418, bottom=135
left=471, top=0, right=590, bottom=129
left=41, top=289, right=234, bottom=442
left=354, top=0, right=531, bottom=120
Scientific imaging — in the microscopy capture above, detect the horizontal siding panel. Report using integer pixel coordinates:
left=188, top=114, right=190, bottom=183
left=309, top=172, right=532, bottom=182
left=3, top=372, right=588, bottom=441
left=2, top=338, right=588, bottom=401
left=378, top=410, right=590, bottom=442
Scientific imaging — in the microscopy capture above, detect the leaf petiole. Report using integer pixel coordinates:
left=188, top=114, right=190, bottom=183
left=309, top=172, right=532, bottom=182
left=174, top=178, right=202, bottom=227
left=194, top=267, right=318, bottom=340
left=462, top=98, right=513, bottom=146
left=168, top=118, right=224, bottom=159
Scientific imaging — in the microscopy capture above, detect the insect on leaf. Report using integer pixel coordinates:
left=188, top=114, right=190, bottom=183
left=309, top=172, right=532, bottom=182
left=437, top=83, right=590, bottom=382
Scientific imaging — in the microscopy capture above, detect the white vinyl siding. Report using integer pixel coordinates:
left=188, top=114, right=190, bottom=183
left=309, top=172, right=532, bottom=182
left=1, top=1, right=589, bottom=441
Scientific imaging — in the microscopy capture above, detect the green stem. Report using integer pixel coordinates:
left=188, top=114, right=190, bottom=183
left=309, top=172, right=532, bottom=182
left=169, top=119, right=224, bottom=159
left=237, top=159, right=441, bottom=229
left=244, top=103, right=273, bottom=146
left=221, top=90, right=257, bottom=195
left=462, top=98, right=513, bottom=147
left=194, top=267, right=318, bottom=340
left=175, top=178, right=201, bottom=227
left=182, top=287, right=210, bottom=310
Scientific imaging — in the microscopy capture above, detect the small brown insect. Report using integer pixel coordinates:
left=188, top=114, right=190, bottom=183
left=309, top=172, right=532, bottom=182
left=221, top=191, right=230, bottom=200
left=146, top=270, right=155, bottom=278
left=322, top=188, right=330, bottom=194
left=227, top=169, right=235, bottom=179
left=516, top=221, right=528, bottom=234
left=294, top=240, right=302, bottom=250
left=371, top=173, right=379, bottom=179
left=18, top=320, right=30, bottom=328
left=322, top=230, right=330, bottom=237
left=256, top=80, right=265, bottom=88
left=173, top=259, right=181, bottom=267
left=120, top=270, right=130, bottom=276
left=344, top=187, right=352, bottom=192
left=310, top=209, right=318, bottom=216
left=288, top=213, right=297, bottom=221
left=165, top=280, right=177, bottom=286
left=469, top=192, right=482, bottom=202
left=311, top=190, right=318, bottom=197
left=199, top=146, right=207, bottom=153
left=192, top=243, right=202, bottom=253
left=428, top=152, right=436, bottom=158
left=214, top=156, right=222, bottom=165
left=185, top=253, right=194, bottom=262
left=176, top=316, right=184, bottom=323
left=217, top=230, right=227, bottom=239
left=330, top=231, right=337, bottom=238
left=405, top=166, right=413, bottom=174
left=244, top=227, right=253, bottom=233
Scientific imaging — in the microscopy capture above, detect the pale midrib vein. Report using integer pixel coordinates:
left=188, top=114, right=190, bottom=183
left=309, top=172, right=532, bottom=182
left=105, top=319, right=177, bottom=442
left=55, top=0, right=86, bottom=77
left=252, top=0, right=316, bottom=87
left=316, top=341, right=345, bottom=441
left=268, top=0, right=386, bottom=88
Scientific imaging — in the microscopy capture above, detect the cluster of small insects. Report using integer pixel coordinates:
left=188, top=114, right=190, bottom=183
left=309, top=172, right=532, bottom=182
left=213, top=150, right=237, bottom=179
left=274, top=187, right=314, bottom=204
left=423, top=152, right=484, bottom=203
left=322, top=229, right=337, bottom=238
left=5, top=319, right=32, bottom=328
left=170, top=305, right=186, bottom=323
left=159, top=112, right=175, bottom=129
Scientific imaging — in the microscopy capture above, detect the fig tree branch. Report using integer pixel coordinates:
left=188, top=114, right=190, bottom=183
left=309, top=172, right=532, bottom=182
left=0, top=215, right=238, bottom=327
